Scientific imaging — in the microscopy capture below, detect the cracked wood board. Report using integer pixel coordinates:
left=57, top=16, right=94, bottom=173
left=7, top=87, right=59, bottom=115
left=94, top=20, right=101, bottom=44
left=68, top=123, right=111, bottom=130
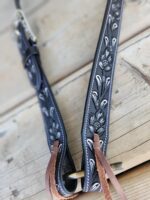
left=0, top=29, right=150, bottom=200
left=1, top=0, right=150, bottom=116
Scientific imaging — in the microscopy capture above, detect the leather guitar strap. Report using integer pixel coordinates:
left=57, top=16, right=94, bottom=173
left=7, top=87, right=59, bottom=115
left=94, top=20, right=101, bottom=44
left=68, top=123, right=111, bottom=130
left=14, top=0, right=127, bottom=199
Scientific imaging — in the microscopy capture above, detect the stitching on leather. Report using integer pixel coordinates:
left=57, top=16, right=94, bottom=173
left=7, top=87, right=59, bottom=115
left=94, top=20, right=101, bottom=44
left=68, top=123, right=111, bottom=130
left=48, top=90, right=67, bottom=195
left=83, top=0, right=112, bottom=191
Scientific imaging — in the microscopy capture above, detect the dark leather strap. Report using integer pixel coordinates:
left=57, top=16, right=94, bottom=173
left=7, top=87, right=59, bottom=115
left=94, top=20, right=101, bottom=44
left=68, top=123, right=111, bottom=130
left=45, top=140, right=78, bottom=200
left=14, top=0, right=127, bottom=199
left=81, top=0, right=124, bottom=192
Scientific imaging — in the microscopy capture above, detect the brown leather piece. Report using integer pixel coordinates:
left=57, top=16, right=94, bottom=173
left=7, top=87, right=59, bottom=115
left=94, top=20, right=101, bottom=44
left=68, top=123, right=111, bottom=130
left=93, top=134, right=128, bottom=200
left=95, top=150, right=112, bottom=200
left=45, top=136, right=127, bottom=200
left=45, top=140, right=78, bottom=200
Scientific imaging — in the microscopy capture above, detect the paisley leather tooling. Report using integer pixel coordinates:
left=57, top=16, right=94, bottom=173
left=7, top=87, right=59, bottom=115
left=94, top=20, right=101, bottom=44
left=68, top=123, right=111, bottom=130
left=14, top=0, right=127, bottom=199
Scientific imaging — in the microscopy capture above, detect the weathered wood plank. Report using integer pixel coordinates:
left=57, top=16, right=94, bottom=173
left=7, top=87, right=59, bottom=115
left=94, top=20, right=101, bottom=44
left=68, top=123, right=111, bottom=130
left=0, top=0, right=150, bottom=116
left=0, top=30, right=150, bottom=199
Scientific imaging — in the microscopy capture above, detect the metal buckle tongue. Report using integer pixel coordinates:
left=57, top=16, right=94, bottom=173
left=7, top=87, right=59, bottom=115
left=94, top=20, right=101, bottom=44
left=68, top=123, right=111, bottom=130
left=15, top=9, right=37, bottom=42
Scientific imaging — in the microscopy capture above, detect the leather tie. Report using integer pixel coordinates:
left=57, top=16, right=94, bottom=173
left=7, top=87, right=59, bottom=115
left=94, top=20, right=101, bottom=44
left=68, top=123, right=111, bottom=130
left=94, top=134, right=127, bottom=200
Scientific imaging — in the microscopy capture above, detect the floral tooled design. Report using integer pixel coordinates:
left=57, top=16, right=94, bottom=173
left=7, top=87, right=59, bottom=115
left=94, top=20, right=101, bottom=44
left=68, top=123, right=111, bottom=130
left=89, top=110, right=105, bottom=135
left=40, top=88, right=62, bottom=144
left=99, top=49, right=112, bottom=72
left=88, top=0, right=121, bottom=139
left=99, top=37, right=117, bottom=72
left=89, top=73, right=110, bottom=136
left=49, top=121, right=61, bottom=141
left=48, top=107, right=61, bottom=141
left=84, top=0, right=123, bottom=192
left=112, top=0, right=121, bottom=19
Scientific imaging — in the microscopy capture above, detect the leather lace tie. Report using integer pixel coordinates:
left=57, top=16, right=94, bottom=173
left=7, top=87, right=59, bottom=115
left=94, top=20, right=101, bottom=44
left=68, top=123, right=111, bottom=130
left=94, top=134, right=127, bottom=200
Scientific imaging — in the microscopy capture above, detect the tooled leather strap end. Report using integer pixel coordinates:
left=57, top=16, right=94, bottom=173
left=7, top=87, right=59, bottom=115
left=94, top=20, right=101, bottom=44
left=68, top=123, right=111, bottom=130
left=45, top=141, right=78, bottom=200
left=94, top=134, right=127, bottom=200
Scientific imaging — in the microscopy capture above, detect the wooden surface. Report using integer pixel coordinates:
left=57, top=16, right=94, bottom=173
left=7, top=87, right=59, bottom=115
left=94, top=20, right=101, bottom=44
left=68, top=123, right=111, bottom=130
left=0, top=0, right=150, bottom=200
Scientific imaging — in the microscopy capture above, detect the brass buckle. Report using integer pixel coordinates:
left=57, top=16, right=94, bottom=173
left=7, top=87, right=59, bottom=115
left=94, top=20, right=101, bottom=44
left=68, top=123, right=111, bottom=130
left=68, top=170, right=84, bottom=179
left=15, top=9, right=37, bottom=42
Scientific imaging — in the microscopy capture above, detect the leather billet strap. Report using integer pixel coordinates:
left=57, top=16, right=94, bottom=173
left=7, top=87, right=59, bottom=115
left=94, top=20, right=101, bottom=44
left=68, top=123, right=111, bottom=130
left=81, top=0, right=125, bottom=193
left=14, top=0, right=127, bottom=199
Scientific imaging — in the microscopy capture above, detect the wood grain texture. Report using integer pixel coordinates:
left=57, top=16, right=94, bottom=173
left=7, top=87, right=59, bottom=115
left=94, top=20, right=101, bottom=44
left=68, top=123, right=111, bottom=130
left=0, top=0, right=150, bottom=116
left=0, top=29, right=150, bottom=200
